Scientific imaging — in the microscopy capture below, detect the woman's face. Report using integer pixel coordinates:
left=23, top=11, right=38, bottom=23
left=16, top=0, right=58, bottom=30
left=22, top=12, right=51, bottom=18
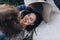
left=21, top=13, right=36, bottom=26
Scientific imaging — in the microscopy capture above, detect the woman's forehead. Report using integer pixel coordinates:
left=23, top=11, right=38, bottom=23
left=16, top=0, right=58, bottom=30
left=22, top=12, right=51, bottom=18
left=29, top=13, right=36, bottom=19
left=30, top=13, right=36, bottom=16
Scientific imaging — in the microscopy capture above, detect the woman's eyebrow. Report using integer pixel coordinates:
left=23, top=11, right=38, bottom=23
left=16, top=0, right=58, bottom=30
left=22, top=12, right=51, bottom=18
left=28, top=14, right=30, bottom=16
left=30, top=17, right=33, bottom=21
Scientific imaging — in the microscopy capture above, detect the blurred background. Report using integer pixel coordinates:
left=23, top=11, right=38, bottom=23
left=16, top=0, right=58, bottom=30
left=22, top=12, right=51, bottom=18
left=0, top=0, right=60, bottom=9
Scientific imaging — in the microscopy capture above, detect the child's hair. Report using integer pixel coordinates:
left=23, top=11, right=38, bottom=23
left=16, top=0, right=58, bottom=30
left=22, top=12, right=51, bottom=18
left=0, top=4, right=19, bottom=37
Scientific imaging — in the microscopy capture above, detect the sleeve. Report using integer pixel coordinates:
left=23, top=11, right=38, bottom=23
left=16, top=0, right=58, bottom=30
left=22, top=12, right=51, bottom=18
left=16, top=4, right=26, bottom=11
left=0, top=31, right=9, bottom=40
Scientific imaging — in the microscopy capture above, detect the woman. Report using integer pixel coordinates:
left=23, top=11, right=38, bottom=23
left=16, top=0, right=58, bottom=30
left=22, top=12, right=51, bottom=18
left=18, top=6, right=43, bottom=30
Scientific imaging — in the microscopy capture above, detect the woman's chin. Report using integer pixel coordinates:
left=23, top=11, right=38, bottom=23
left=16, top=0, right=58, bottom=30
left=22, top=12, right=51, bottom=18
left=23, top=23, right=29, bottom=26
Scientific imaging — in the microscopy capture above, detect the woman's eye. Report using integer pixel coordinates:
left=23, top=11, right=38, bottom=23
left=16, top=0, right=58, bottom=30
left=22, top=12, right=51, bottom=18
left=30, top=18, right=33, bottom=21
left=28, top=14, right=30, bottom=16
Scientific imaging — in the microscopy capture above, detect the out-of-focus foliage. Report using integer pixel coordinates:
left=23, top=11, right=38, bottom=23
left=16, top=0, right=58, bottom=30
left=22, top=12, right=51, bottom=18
left=0, top=0, right=24, bottom=6
left=54, top=0, right=60, bottom=9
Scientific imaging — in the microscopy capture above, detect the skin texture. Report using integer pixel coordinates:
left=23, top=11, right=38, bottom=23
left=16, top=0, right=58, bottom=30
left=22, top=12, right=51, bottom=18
left=19, top=7, right=43, bottom=31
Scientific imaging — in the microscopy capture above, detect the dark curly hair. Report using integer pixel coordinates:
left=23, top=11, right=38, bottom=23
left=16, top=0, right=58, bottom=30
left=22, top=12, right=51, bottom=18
left=21, top=3, right=43, bottom=31
left=0, top=4, right=19, bottom=37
